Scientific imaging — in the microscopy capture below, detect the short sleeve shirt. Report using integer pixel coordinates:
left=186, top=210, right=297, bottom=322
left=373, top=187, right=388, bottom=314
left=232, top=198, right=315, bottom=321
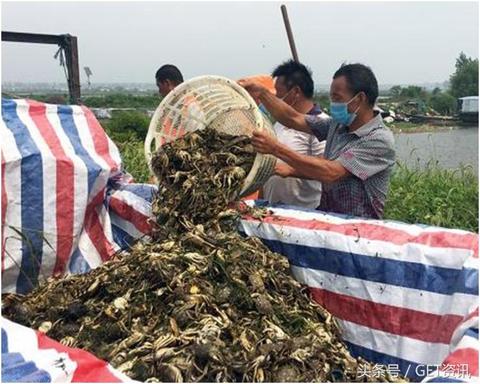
left=263, top=105, right=326, bottom=208
left=305, top=113, right=396, bottom=219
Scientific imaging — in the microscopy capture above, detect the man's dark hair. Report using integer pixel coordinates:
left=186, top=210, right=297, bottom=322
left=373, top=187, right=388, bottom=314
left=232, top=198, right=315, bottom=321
left=155, top=64, right=184, bottom=85
left=272, top=59, right=314, bottom=98
left=333, top=63, right=378, bottom=106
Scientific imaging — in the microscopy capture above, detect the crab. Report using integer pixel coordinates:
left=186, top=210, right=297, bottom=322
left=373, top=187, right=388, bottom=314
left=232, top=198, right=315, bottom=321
left=2, top=128, right=403, bottom=383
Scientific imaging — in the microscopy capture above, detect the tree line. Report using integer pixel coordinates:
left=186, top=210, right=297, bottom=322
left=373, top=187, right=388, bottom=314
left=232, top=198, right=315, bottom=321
left=386, top=52, right=478, bottom=115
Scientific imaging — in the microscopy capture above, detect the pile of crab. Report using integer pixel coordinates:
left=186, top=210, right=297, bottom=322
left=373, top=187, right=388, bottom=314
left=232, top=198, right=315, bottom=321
left=3, top=128, right=402, bottom=382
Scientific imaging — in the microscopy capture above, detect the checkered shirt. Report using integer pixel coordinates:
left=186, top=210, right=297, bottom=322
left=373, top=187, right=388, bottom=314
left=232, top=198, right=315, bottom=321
left=305, top=113, right=395, bottom=219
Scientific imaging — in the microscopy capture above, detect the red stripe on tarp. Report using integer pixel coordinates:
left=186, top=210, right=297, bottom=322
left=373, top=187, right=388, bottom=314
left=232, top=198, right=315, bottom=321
left=84, top=189, right=116, bottom=262
left=243, top=214, right=479, bottom=257
left=1, top=151, right=7, bottom=272
left=441, top=348, right=479, bottom=376
left=81, top=106, right=119, bottom=172
left=109, top=196, right=152, bottom=235
left=310, top=287, right=464, bottom=344
left=463, top=308, right=479, bottom=322
left=36, top=330, right=123, bottom=382
left=27, top=101, right=75, bottom=277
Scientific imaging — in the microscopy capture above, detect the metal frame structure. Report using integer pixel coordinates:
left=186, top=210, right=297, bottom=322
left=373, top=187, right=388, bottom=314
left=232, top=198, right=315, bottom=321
left=2, top=31, right=81, bottom=104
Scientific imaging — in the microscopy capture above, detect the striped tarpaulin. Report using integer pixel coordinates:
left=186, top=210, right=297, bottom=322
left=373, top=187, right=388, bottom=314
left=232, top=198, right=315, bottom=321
left=1, top=98, right=477, bottom=382
left=1, top=317, right=133, bottom=382
left=422, top=308, right=478, bottom=382
left=1, top=98, right=155, bottom=294
left=239, top=201, right=479, bottom=382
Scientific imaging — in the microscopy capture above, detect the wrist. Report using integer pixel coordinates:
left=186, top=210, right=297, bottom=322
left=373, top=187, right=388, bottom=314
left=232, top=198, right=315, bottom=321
left=257, top=87, right=270, bottom=101
left=272, top=141, right=283, bottom=157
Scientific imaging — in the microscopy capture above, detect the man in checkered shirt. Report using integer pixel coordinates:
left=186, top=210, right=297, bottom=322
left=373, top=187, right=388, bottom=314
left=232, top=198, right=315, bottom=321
left=239, top=63, right=395, bottom=219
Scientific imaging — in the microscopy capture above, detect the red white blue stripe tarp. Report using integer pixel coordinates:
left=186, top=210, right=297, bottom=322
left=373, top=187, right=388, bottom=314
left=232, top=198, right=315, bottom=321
left=1, top=98, right=154, bottom=294
left=1, top=99, right=478, bottom=382
left=1, top=317, right=134, bottom=382
left=239, top=201, right=479, bottom=382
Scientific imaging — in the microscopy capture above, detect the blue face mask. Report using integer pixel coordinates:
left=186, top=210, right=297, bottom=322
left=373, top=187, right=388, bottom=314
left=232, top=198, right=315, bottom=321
left=330, top=94, right=360, bottom=126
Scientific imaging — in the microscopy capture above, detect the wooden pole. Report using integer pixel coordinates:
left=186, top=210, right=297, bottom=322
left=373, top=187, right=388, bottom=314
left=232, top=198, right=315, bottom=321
left=64, top=35, right=81, bottom=104
left=281, top=5, right=299, bottom=62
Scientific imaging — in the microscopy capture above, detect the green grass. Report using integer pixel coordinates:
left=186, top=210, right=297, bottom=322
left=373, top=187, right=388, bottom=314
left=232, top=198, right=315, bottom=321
left=103, top=110, right=150, bottom=141
left=101, top=114, right=151, bottom=183
left=119, top=138, right=151, bottom=184
left=384, top=163, right=478, bottom=232
left=386, top=121, right=431, bottom=131
left=107, top=127, right=478, bottom=233
left=112, top=132, right=151, bottom=183
left=3, top=93, right=161, bottom=109
left=82, top=93, right=160, bottom=108
left=385, top=121, right=456, bottom=133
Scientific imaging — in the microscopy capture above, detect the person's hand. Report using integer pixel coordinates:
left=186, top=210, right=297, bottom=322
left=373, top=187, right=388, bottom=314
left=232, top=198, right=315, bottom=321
left=238, top=79, right=268, bottom=99
left=251, top=130, right=279, bottom=155
left=274, top=162, right=295, bottom=178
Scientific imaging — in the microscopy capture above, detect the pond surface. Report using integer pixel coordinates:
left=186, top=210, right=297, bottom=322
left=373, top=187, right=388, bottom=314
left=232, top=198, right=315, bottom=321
left=394, top=126, right=478, bottom=176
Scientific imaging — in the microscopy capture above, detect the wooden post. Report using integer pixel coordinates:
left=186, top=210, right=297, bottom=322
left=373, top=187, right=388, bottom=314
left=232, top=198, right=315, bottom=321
left=64, top=35, right=81, bottom=104
left=281, top=5, right=299, bottom=62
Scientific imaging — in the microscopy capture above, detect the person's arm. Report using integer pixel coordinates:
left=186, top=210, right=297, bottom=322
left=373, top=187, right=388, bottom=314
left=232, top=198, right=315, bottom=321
left=257, top=89, right=312, bottom=134
left=274, top=142, right=349, bottom=183
left=238, top=79, right=312, bottom=134
left=274, top=131, right=396, bottom=184
left=253, top=131, right=349, bottom=183
left=239, top=79, right=332, bottom=142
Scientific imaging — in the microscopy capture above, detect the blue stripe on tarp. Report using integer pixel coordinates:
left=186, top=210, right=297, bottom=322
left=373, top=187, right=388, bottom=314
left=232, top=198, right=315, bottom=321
left=464, top=327, right=479, bottom=340
left=68, top=248, right=91, bottom=275
left=56, top=105, right=102, bottom=196
left=1, top=353, right=52, bottom=382
left=111, top=224, right=135, bottom=250
left=344, top=340, right=426, bottom=381
left=17, top=370, right=53, bottom=383
left=423, top=377, right=469, bottom=383
left=113, top=183, right=156, bottom=202
left=256, top=238, right=478, bottom=296
left=2, top=99, right=44, bottom=294
left=2, top=352, right=23, bottom=368
left=2, top=329, right=8, bottom=353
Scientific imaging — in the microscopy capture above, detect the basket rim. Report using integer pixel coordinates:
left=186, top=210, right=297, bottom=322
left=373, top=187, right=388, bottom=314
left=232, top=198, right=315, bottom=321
left=145, top=75, right=277, bottom=197
left=145, top=75, right=265, bottom=170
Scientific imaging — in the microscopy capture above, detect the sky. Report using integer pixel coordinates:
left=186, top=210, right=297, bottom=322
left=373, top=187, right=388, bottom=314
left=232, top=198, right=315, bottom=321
left=1, top=1, right=479, bottom=86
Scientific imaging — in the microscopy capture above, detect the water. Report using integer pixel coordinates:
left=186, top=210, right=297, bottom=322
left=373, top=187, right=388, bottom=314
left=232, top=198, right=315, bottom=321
left=393, top=126, right=478, bottom=176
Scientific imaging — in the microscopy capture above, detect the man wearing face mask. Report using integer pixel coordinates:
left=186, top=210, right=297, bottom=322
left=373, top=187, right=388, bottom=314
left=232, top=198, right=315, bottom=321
left=261, top=60, right=326, bottom=209
left=238, top=63, right=395, bottom=219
